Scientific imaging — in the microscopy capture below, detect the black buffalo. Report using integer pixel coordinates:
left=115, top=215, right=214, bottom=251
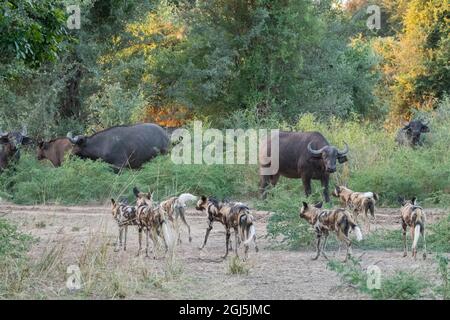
left=259, top=131, right=349, bottom=202
left=67, top=123, right=170, bottom=170
left=396, top=120, right=430, bottom=147
left=0, top=128, right=32, bottom=172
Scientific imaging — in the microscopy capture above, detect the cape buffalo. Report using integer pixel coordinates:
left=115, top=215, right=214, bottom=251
left=396, top=120, right=429, bottom=147
left=259, top=131, right=349, bottom=202
left=37, top=138, right=72, bottom=167
left=0, top=128, right=32, bottom=172
left=67, top=123, right=169, bottom=170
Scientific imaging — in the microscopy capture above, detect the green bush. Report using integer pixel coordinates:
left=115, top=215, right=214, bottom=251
left=328, top=257, right=427, bottom=300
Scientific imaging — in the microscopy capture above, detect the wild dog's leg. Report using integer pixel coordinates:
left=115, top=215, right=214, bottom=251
left=321, top=232, right=329, bottom=259
left=223, top=228, right=231, bottom=259
left=321, top=176, right=330, bottom=203
left=234, top=227, right=239, bottom=257
left=312, top=231, right=322, bottom=260
left=401, top=221, right=408, bottom=257
left=336, top=229, right=352, bottom=262
left=422, top=226, right=427, bottom=260
left=145, top=228, right=150, bottom=258
left=114, top=227, right=122, bottom=252
left=199, top=219, right=213, bottom=250
left=137, top=227, right=143, bottom=256
left=124, top=226, right=128, bottom=251
left=410, top=226, right=416, bottom=259
left=180, top=210, right=192, bottom=243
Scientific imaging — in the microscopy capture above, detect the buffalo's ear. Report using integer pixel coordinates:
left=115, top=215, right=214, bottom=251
left=21, top=136, right=32, bottom=145
left=314, top=201, right=323, bottom=208
left=411, top=197, right=417, bottom=205
left=0, top=135, right=9, bottom=144
left=421, top=125, right=430, bottom=133
left=75, top=136, right=86, bottom=146
left=338, top=155, right=348, bottom=163
left=302, top=201, right=308, bottom=209
left=133, top=187, right=140, bottom=197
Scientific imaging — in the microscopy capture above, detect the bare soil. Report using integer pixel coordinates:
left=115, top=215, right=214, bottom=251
left=1, top=203, right=448, bottom=299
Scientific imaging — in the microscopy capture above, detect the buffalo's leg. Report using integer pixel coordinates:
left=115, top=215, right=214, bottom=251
left=259, top=175, right=271, bottom=199
left=321, top=176, right=330, bottom=203
left=302, top=176, right=312, bottom=198
left=199, top=219, right=213, bottom=250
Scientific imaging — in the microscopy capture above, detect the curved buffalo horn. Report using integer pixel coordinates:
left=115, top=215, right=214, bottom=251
left=337, top=142, right=349, bottom=155
left=307, top=142, right=327, bottom=155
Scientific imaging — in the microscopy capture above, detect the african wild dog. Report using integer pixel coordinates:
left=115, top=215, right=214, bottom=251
left=399, top=197, right=427, bottom=260
left=299, top=201, right=363, bottom=261
left=160, top=193, right=197, bottom=244
left=196, top=196, right=258, bottom=259
left=133, top=187, right=174, bottom=258
left=110, top=198, right=138, bottom=252
left=332, top=185, right=379, bottom=232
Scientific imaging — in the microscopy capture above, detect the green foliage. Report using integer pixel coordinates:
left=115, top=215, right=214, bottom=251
left=435, top=255, right=450, bottom=300
left=227, top=256, right=250, bottom=275
left=0, top=0, right=69, bottom=66
left=328, top=257, right=427, bottom=300
left=0, top=218, right=33, bottom=258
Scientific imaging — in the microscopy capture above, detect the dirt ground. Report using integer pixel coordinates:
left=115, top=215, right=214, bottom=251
left=1, top=203, right=448, bottom=299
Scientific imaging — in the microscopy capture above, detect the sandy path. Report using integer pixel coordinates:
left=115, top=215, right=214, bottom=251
left=1, top=203, right=447, bottom=299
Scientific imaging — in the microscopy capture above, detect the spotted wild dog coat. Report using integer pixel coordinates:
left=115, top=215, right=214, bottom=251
left=332, top=186, right=379, bottom=231
left=133, top=187, right=173, bottom=258
left=399, top=197, right=426, bottom=260
left=111, top=198, right=138, bottom=252
left=196, top=197, right=258, bottom=259
left=299, top=202, right=363, bottom=261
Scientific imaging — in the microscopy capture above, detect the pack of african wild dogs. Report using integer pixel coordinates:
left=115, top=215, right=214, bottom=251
left=0, top=119, right=430, bottom=261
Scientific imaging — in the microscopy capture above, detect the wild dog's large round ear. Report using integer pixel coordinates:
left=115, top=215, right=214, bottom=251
left=201, top=195, right=207, bottom=202
left=111, top=198, right=116, bottom=205
left=335, top=185, right=340, bottom=193
left=397, top=196, right=404, bottom=204
left=411, top=197, right=417, bottom=205
left=373, top=193, right=379, bottom=201
left=302, top=201, right=308, bottom=209
left=314, top=201, right=323, bottom=208
left=133, top=187, right=140, bottom=197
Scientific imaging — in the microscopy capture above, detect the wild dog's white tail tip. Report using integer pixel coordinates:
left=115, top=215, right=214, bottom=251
left=162, top=222, right=174, bottom=249
left=177, top=193, right=197, bottom=207
left=244, top=224, right=256, bottom=246
left=353, top=226, right=363, bottom=241
left=413, top=224, right=421, bottom=249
